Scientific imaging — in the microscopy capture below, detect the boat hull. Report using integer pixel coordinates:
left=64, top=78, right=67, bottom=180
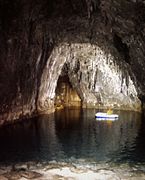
left=95, top=112, right=119, bottom=121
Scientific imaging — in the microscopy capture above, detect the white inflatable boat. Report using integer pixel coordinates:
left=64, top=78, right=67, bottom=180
left=95, top=112, right=119, bottom=121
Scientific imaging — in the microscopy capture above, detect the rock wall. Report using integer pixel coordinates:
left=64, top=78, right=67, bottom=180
left=38, top=42, right=140, bottom=112
left=0, top=0, right=145, bottom=124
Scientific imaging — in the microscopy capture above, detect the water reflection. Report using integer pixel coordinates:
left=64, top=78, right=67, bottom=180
left=37, top=114, right=65, bottom=161
left=55, top=109, right=141, bottom=163
left=0, top=109, right=143, bottom=165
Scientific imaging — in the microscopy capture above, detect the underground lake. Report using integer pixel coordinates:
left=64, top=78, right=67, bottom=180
left=0, top=108, right=145, bottom=179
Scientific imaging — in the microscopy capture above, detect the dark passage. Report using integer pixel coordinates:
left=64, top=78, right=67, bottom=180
left=0, top=109, right=144, bottom=166
left=55, top=75, right=81, bottom=108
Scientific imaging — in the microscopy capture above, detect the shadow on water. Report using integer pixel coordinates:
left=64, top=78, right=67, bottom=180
left=0, top=108, right=144, bottom=166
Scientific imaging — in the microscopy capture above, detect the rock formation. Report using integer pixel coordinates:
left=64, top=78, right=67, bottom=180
left=0, top=0, right=145, bottom=124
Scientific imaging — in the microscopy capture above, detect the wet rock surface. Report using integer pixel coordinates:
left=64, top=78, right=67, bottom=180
left=0, top=0, right=145, bottom=124
left=0, top=162, right=145, bottom=180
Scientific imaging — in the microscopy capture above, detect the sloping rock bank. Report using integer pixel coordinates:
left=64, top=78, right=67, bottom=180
left=1, top=162, right=145, bottom=180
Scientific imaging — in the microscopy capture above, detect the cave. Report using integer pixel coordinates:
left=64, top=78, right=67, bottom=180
left=1, top=0, right=145, bottom=124
left=1, top=0, right=145, bottom=178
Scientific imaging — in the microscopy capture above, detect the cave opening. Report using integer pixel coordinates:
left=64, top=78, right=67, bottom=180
left=55, top=75, right=81, bottom=109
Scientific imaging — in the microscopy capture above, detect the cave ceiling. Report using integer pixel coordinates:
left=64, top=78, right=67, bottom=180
left=0, top=0, right=145, bottom=123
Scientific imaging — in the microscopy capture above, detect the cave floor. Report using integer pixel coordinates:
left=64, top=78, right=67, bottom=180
left=1, top=162, right=145, bottom=180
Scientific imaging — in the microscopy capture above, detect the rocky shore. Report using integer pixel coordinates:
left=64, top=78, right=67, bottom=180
left=0, top=161, right=145, bottom=180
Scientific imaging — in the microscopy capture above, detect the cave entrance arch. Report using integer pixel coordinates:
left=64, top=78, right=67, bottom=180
left=37, top=43, right=141, bottom=113
left=55, top=75, right=81, bottom=109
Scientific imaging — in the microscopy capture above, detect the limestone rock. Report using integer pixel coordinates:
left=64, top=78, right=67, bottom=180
left=0, top=0, right=145, bottom=124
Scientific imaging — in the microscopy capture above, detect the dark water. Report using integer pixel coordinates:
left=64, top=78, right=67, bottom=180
left=0, top=108, right=145, bottom=166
